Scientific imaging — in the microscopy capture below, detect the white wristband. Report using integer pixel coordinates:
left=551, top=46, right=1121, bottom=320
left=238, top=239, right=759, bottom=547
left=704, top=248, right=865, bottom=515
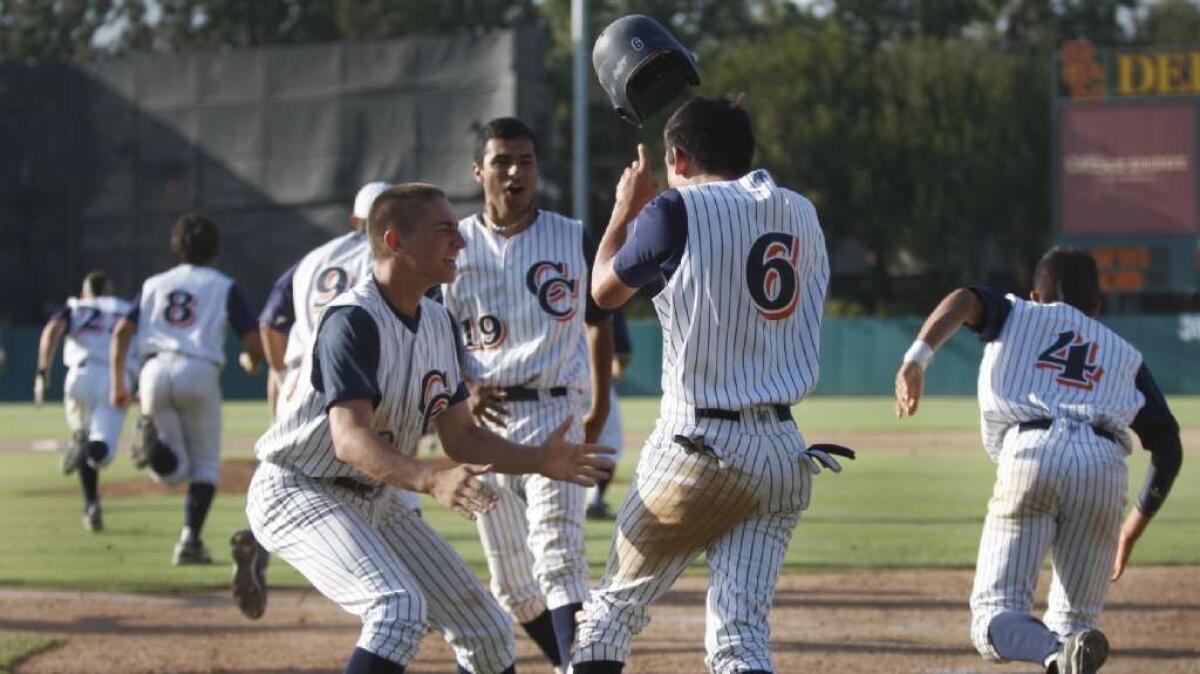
left=903, top=340, right=935, bottom=371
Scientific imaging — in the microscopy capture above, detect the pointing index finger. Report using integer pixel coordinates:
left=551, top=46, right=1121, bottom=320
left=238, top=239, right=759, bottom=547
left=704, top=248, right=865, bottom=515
left=636, top=143, right=649, bottom=170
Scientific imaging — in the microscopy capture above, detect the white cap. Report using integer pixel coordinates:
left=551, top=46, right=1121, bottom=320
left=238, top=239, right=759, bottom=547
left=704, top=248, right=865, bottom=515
left=353, top=181, right=391, bottom=220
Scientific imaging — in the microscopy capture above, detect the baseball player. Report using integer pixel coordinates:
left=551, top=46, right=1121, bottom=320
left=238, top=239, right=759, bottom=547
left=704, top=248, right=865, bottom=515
left=573, top=97, right=832, bottom=674
left=441, top=117, right=613, bottom=672
left=110, top=213, right=263, bottom=565
left=230, top=181, right=406, bottom=620
left=246, top=182, right=614, bottom=674
left=33, top=270, right=133, bottom=531
left=894, top=247, right=1183, bottom=674
left=586, top=309, right=632, bottom=521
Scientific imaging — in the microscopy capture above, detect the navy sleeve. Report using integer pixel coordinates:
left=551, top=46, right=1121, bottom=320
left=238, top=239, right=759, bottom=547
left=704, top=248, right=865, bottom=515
left=611, top=189, right=688, bottom=288
left=965, top=285, right=1012, bottom=342
left=612, top=310, right=632, bottom=356
left=312, top=306, right=382, bottom=410
left=258, top=264, right=296, bottom=333
left=49, top=303, right=71, bottom=323
left=226, top=284, right=257, bottom=337
left=582, top=230, right=611, bottom=324
left=125, top=292, right=141, bottom=324
left=1129, top=364, right=1182, bottom=517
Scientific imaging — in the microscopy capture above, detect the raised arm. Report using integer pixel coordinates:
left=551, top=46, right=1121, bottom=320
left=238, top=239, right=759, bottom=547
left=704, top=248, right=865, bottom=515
left=592, top=143, right=660, bottom=309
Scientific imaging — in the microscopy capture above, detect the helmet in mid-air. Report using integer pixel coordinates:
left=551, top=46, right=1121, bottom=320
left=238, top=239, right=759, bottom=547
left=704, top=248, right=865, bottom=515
left=592, top=14, right=700, bottom=127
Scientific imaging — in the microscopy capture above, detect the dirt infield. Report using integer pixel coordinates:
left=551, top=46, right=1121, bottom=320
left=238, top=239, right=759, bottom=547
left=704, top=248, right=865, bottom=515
left=3, top=566, right=1196, bottom=674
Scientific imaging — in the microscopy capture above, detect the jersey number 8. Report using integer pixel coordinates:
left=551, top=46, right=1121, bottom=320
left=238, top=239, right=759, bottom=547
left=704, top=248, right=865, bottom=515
left=164, top=290, right=198, bottom=328
left=746, top=232, right=800, bottom=321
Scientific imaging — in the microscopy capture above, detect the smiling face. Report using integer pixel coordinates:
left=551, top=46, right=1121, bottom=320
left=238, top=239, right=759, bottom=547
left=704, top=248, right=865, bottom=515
left=474, top=136, right=539, bottom=224
left=390, top=197, right=466, bottom=286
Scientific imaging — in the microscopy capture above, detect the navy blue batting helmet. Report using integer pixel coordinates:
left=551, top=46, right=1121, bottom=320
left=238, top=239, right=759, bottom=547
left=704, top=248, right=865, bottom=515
left=592, top=15, right=700, bottom=127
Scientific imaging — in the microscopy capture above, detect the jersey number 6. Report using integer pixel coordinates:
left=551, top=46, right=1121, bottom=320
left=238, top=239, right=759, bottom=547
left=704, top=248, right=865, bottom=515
left=746, top=232, right=800, bottom=321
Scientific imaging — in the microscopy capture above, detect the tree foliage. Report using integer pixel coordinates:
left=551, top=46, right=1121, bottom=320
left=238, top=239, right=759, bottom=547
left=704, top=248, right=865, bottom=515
left=0, top=0, right=1184, bottom=312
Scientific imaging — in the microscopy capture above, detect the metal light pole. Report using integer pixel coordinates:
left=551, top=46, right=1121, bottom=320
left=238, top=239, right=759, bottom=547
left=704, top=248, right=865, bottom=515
left=571, top=0, right=589, bottom=224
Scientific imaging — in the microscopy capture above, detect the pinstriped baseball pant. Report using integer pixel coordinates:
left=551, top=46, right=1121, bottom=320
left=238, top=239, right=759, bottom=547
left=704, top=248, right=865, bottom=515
left=573, top=415, right=811, bottom=674
left=970, top=421, right=1127, bottom=661
left=63, top=364, right=129, bottom=467
left=246, top=462, right=516, bottom=673
left=474, top=394, right=590, bottom=622
left=138, top=352, right=222, bottom=485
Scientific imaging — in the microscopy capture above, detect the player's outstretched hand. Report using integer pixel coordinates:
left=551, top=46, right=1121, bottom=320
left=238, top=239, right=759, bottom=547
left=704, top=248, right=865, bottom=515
left=1111, top=507, right=1150, bottom=582
left=468, top=383, right=510, bottom=427
left=613, top=144, right=660, bottom=223
left=539, top=416, right=616, bottom=487
left=894, top=361, right=924, bottom=418
left=430, top=463, right=498, bottom=521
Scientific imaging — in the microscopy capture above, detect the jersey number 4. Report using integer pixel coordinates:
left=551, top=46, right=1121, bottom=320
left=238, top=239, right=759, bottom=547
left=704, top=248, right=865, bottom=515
left=746, top=232, right=800, bottom=320
left=1035, top=330, right=1104, bottom=390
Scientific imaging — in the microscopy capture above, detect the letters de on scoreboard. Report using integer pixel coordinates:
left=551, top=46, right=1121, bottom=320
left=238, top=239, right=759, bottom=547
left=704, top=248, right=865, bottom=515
left=1061, top=39, right=1200, bottom=100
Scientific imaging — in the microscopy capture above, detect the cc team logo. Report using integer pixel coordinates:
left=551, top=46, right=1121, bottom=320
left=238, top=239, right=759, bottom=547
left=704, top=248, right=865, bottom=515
left=746, top=232, right=801, bottom=320
left=310, top=266, right=350, bottom=316
left=419, top=370, right=454, bottom=432
left=526, top=261, right=579, bottom=322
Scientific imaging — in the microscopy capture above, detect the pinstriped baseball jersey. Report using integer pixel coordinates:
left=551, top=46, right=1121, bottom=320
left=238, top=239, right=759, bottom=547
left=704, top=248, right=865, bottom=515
left=283, top=231, right=372, bottom=369
left=256, top=278, right=462, bottom=481
left=63, top=296, right=132, bottom=368
left=136, top=264, right=235, bottom=366
left=978, top=296, right=1144, bottom=460
left=654, top=170, right=829, bottom=421
left=441, top=212, right=590, bottom=390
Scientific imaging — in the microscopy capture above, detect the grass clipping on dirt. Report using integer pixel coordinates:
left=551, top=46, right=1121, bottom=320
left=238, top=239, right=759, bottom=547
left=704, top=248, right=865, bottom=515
left=0, top=633, right=60, bottom=673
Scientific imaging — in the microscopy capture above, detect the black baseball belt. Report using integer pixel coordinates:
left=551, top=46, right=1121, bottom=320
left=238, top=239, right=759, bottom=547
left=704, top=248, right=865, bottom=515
left=696, top=404, right=793, bottom=423
left=498, top=386, right=570, bottom=402
left=1017, top=418, right=1116, bottom=443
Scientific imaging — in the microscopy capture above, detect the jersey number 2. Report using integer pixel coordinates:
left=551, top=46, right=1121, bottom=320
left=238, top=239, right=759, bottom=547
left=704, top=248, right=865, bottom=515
left=746, top=232, right=800, bottom=320
left=1035, top=330, right=1104, bottom=390
left=164, top=290, right=198, bottom=328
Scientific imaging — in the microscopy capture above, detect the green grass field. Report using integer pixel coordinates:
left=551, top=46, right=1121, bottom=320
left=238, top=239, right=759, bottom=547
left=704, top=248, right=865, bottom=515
left=0, top=397, right=1196, bottom=593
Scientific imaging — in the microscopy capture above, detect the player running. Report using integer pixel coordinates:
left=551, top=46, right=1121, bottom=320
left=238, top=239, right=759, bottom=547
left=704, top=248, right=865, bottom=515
left=34, top=270, right=134, bottom=532
left=245, top=182, right=614, bottom=674
left=441, top=117, right=613, bottom=673
left=572, top=97, right=833, bottom=674
left=111, top=213, right=263, bottom=565
left=894, top=247, right=1183, bottom=674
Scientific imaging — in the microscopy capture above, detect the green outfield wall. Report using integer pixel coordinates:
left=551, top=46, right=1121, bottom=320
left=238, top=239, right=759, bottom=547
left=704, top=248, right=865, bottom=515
left=4, top=314, right=1199, bottom=402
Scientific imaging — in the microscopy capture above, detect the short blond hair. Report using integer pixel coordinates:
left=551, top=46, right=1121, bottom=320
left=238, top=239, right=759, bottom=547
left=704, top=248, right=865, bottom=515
left=366, top=183, right=447, bottom=258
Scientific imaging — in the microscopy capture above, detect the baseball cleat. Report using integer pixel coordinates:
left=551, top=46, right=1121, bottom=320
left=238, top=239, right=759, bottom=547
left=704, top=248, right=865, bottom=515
left=62, top=429, right=88, bottom=474
left=82, top=502, right=103, bottom=533
left=230, top=529, right=269, bottom=620
left=1050, top=629, right=1109, bottom=674
left=586, top=501, right=614, bottom=521
left=173, top=540, right=213, bottom=566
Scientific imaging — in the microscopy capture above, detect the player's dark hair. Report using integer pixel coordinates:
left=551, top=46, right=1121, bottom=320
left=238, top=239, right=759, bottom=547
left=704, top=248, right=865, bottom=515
left=170, top=213, right=219, bottom=265
left=663, top=96, right=755, bottom=177
left=474, top=117, right=539, bottom=164
left=1033, top=247, right=1101, bottom=313
left=82, top=269, right=110, bottom=297
left=367, top=183, right=447, bottom=258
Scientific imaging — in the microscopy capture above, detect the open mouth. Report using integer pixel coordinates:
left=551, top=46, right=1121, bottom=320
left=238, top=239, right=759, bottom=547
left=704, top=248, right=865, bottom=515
left=505, top=185, right=525, bottom=197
